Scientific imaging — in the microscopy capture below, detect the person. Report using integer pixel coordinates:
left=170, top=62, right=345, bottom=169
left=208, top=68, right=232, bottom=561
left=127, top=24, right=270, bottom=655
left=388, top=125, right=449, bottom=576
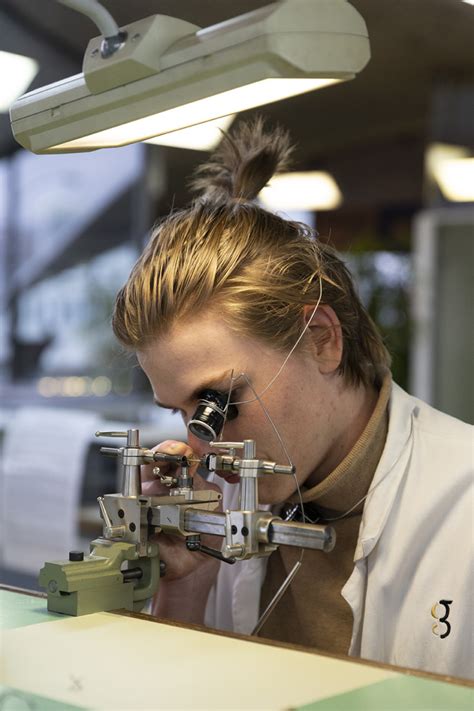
left=112, top=119, right=473, bottom=680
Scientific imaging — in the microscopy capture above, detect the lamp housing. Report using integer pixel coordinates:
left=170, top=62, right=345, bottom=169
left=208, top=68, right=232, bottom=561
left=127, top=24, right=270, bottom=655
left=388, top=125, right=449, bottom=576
left=10, top=0, right=370, bottom=154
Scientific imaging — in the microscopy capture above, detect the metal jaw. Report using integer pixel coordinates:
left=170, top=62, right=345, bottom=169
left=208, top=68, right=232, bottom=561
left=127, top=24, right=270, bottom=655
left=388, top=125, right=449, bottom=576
left=39, top=539, right=161, bottom=616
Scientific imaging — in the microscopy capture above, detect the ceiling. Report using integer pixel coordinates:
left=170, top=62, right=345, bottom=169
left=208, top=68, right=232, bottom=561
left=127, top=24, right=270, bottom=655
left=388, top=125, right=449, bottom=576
left=0, top=0, right=473, bottom=211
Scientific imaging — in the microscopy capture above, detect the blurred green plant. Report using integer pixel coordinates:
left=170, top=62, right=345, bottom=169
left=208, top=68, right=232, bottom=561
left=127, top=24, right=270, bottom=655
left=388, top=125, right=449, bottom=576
left=343, top=252, right=411, bottom=389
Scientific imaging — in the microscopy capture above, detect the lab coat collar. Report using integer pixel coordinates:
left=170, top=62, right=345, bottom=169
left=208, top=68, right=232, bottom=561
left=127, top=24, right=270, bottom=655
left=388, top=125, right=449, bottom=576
left=353, top=382, right=417, bottom=561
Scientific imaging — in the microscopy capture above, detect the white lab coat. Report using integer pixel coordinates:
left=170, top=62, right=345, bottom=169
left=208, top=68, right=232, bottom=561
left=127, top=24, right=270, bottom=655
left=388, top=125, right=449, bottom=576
left=205, top=383, right=474, bottom=679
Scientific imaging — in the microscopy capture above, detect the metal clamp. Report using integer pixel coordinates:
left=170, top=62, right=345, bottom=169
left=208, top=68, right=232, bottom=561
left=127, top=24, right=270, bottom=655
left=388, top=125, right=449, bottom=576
left=97, top=496, right=126, bottom=539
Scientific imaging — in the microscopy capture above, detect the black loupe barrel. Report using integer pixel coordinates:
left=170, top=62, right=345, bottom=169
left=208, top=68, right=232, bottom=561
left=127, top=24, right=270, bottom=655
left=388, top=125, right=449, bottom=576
left=188, top=389, right=237, bottom=442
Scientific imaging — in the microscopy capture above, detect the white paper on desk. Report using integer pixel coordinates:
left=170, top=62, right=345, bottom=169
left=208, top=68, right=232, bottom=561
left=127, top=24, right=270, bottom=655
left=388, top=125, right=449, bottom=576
left=1, top=613, right=396, bottom=710
left=0, top=407, right=99, bottom=574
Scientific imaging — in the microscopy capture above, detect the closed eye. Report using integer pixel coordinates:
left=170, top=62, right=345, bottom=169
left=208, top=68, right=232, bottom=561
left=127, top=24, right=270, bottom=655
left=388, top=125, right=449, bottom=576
left=154, top=401, right=185, bottom=417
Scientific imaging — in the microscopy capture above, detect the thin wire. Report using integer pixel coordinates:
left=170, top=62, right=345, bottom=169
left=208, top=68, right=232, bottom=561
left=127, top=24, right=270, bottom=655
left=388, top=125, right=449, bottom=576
left=217, top=277, right=324, bottom=632
left=241, top=371, right=305, bottom=557
left=229, top=373, right=306, bottom=635
left=221, top=370, right=305, bottom=523
left=231, top=274, right=323, bottom=407
left=218, top=368, right=235, bottom=441
left=239, top=374, right=293, bottom=469
left=252, top=560, right=302, bottom=635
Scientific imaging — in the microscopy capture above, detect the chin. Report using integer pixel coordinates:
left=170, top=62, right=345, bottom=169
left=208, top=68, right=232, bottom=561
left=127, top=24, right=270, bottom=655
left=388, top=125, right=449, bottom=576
left=257, top=477, right=297, bottom=506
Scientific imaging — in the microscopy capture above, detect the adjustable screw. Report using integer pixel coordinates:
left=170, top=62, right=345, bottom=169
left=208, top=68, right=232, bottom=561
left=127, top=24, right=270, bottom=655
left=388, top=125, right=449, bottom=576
left=186, top=535, right=201, bottom=552
left=153, top=467, right=177, bottom=487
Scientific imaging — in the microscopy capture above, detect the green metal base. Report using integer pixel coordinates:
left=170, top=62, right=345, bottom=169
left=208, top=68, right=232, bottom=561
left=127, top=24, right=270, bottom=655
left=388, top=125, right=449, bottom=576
left=44, top=581, right=136, bottom=616
left=39, top=538, right=160, bottom=616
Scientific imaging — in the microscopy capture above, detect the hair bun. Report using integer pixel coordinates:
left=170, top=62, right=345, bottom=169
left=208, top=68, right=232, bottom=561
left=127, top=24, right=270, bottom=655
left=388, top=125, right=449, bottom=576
left=190, top=116, right=294, bottom=202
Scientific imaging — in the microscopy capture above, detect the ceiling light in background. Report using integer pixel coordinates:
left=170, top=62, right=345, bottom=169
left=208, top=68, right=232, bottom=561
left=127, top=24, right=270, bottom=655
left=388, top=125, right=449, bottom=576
left=434, top=158, right=474, bottom=202
left=259, top=171, right=342, bottom=211
left=0, top=51, right=39, bottom=112
left=10, top=0, right=370, bottom=154
left=146, top=115, right=235, bottom=151
left=426, top=143, right=474, bottom=202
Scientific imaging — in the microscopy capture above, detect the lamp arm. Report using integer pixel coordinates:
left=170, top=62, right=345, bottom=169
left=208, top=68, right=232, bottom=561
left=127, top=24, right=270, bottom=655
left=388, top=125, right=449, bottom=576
left=56, top=0, right=120, bottom=39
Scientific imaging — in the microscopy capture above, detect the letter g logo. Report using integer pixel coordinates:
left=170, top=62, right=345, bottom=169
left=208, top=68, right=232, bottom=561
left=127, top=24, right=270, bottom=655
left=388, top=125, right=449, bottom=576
left=431, top=599, right=453, bottom=639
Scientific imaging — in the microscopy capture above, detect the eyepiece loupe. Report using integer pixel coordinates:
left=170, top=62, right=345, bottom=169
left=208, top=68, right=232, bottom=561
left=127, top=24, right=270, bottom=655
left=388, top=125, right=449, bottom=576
left=188, top=389, right=238, bottom=442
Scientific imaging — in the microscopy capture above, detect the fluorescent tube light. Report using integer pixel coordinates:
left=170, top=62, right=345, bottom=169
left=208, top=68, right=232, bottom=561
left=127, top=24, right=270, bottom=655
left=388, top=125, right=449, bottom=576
left=10, top=0, right=370, bottom=155
left=52, top=78, right=336, bottom=151
left=0, top=51, right=39, bottom=112
left=259, top=171, right=342, bottom=210
left=426, top=143, right=474, bottom=202
left=146, top=115, right=235, bottom=151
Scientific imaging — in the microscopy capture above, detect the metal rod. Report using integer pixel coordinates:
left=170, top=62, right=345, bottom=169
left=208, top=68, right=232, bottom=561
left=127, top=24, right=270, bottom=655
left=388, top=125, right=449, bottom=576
left=239, top=476, right=258, bottom=511
left=182, top=509, right=226, bottom=536
left=99, top=446, right=121, bottom=456
left=151, top=452, right=188, bottom=466
left=122, top=430, right=141, bottom=497
left=96, top=431, right=127, bottom=438
left=269, top=520, right=335, bottom=552
left=97, top=497, right=126, bottom=538
left=252, top=560, right=302, bottom=635
left=180, top=510, right=335, bottom=552
left=122, top=567, right=143, bottom=582
left=127, top=429, right=139, bottom=447
left=97, top=496, right=113, bottom=529
left=209, top=441, right=244, bottom=450
left=123, top=464, right=141, bottom=498
left=56, top=0, right=120, bottom=38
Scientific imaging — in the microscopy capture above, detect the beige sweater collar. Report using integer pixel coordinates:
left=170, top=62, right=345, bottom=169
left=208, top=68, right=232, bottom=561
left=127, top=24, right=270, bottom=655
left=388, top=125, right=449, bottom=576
left=291, top=374, right=392, bottom=514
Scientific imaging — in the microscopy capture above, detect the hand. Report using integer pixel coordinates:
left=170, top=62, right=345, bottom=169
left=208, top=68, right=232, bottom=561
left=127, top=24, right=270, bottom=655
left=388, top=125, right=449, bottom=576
left=141, top=440, right=223, bottom=582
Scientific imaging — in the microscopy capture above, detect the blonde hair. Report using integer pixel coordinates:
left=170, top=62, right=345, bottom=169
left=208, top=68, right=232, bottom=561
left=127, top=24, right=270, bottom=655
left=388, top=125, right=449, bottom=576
left=113, top=119, right=390, bottom=388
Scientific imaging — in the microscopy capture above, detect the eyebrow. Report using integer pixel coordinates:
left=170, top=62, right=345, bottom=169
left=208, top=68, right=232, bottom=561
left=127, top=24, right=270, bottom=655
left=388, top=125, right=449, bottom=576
left=153, top=372, right=237, bottom=410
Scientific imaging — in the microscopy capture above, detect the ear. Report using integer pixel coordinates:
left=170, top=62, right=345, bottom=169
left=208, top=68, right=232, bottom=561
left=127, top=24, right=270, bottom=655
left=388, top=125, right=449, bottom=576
left=303, top=303, right=343, bottom=375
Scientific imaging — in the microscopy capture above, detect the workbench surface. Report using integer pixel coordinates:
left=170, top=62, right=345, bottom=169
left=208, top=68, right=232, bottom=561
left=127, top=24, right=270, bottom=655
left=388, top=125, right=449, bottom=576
left=0, top=588, right=472, bottom=710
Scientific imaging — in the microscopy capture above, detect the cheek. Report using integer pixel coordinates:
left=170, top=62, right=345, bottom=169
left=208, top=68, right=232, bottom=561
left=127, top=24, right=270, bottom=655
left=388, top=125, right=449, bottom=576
left=221, top=400, right=254, bottom=433
left=218, top=418, right=244, bottom=443
left=257, top=473, right=298, bottom=505
left=219, top=388, right=299, bottom=464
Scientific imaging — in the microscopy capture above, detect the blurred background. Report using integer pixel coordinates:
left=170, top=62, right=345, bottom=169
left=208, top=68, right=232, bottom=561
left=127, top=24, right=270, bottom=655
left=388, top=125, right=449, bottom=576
left=0, top=0, right=473, bottom=590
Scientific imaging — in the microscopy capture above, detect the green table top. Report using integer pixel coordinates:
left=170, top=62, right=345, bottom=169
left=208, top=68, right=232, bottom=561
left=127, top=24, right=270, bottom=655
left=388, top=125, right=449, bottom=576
left=0, top=589, right=62, bottom=631
left=298, top=675, right=473, bottom=710
left=0, top=685, right=86, bottom=711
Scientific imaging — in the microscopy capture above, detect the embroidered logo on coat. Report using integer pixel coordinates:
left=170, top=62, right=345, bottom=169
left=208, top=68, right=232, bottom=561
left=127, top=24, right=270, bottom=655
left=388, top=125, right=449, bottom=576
left=431, top=599, right=453, bottom=639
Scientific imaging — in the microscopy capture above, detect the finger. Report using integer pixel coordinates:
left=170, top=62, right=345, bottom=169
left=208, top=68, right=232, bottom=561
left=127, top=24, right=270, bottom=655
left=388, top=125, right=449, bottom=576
left=141, top=440, right=188, bottom=482
left=141, top=478, right=170, bottom=497
left=153, top=440, right=195, bottom=460
left=141, top=440, right=197, bottom=483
